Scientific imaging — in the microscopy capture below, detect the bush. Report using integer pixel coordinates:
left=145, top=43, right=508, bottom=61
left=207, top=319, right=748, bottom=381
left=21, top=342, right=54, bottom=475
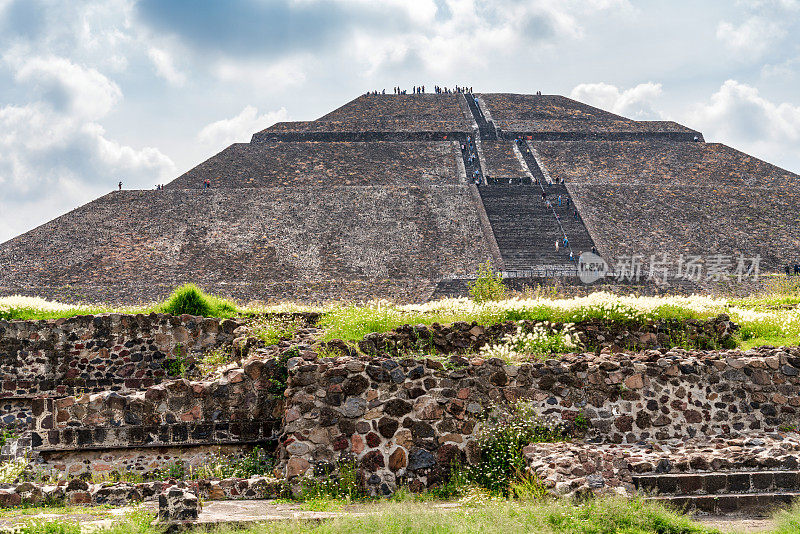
left=469, top=260, right=507, bottom=303
left=0, top=457, right=29, bottom=483
left=159, top=284, right=238, bottom=318
left=464, top=401, right=567, bottom=495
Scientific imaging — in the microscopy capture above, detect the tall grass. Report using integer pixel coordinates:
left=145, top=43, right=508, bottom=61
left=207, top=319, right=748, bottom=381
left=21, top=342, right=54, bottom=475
left=11, top=498, right=720, bottom=534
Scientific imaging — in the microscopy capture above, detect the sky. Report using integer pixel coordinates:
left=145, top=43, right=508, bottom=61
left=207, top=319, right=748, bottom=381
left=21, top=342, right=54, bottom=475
left=1, top=0, right=799, bottom=242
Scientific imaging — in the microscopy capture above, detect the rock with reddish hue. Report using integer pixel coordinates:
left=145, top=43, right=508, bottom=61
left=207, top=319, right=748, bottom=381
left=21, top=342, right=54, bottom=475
left=389, top=448, right=407, bottom=471
left=286, top=457, right=310, bottom=478
left=361, top=450, right=385, bottom=472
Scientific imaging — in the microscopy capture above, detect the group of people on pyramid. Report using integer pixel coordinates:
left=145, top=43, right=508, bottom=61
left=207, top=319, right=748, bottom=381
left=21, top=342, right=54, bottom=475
left=366, top=85, right=475, bottom=96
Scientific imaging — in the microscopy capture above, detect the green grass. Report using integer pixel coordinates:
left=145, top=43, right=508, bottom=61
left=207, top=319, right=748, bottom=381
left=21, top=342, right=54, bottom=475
left=0, top=504, right=116, bottom=519
left=9, top=498, right=722, bottom=534
left=773, top=500, right=800, bottom=534
left=156, top=284, right=239, bottom=318
left=3, top=284, right=800, bottom=353
left=317, top=302, right=704, bottom=343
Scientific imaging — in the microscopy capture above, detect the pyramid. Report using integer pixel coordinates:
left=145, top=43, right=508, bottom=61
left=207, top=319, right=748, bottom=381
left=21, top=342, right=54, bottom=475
left=1, top=92, right=798, bottom=304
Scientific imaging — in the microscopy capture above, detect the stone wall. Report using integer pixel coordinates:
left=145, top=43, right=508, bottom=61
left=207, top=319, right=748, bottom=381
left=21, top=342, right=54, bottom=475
left=535, top=141, right=799, bottom=189
left=29, top=355, right=283, bottom=476
left=316, top=94, right=471, bottom=130
left=480, top=141, right=528, bottom=182
left=478, top=93, right=701, bottom=139
left=277, top=346, right=800, bottom=494
left=0, top=314, right=239, bottom=398
left=0, top=313, right=240, bottom=430
left=565, top=183, right=800, bottom=273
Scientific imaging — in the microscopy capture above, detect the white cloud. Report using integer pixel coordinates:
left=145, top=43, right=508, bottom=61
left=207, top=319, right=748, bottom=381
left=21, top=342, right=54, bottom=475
left=687, top=79, right=800, bottom=169
left=570, top=82, right=663, bottom=119
left=8, top=54, right=123, bottom=120
left=0, top=101, right=175, bottom=241
left=716, top=17, right=786, bottom=59
left=213, top=57, right=307, bottom=91
left=147, top=46, right=186, bottom=86
left=197, top=106, right=290, bottom=149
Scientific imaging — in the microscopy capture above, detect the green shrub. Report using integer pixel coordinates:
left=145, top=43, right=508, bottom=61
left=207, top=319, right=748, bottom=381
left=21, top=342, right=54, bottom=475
left=469, top=260, right=507, bottom=303
left=465, top=401, right=566, bottom=495
left=159, top=284, right=238, bottom=318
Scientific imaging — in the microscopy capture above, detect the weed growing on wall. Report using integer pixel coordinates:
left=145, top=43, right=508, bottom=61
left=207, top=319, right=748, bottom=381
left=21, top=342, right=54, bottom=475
left=192, top=447, right=274, bottom=480
left=248, top=316, right=303, bottom=345
left=300, top=461, right=362, bottom=502
left=464, top=401, right=567, bottom=495
left=197, top=348, right=232, bottom=376
left=479, top=322, right=581, bottom=361
left=0, top=457, right=28, bottom=484
left=468, top=260, right=507, bottom=303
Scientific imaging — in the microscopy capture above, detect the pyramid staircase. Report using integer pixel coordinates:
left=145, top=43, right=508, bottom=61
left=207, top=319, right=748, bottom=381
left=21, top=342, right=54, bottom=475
left=464, top=93, right=498, bottom=140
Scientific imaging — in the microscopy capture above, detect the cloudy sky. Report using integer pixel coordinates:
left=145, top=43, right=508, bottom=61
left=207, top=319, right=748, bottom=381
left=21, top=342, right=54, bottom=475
left=1, top=0, right=799, bottom=242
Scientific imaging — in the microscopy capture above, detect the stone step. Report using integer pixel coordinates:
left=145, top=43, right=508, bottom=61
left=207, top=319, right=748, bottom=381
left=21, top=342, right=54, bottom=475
left=645, top=491, right=800, bottom=515
left=633, top=471, right=800, bottom=496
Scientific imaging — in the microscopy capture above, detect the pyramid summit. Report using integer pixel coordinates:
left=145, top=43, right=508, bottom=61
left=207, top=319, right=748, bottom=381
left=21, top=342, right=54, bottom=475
left=1, top=91, right=798, bottom=304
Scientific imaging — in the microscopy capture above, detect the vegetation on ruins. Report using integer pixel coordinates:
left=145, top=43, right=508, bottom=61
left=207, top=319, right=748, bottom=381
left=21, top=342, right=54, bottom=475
left=479, top=322, right=581, bottom=360
left=248, top=315, right=306, bottom=346
left=461, top=401, right=569, bottom=496
left=2, top=278, right=799, bottom=352
left=158, top=283, right=238, bottom=318
left=467, top=259, right=507, bottom=303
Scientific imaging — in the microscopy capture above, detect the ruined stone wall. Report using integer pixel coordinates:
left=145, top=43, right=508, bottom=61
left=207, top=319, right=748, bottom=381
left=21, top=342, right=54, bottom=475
left=0, top=314, right=239, bottom=397
left=277, top=346, right=800, bottom=494
left=0, top=313, right=240, bottom=430
left=29, top=356, right=283, bottom=476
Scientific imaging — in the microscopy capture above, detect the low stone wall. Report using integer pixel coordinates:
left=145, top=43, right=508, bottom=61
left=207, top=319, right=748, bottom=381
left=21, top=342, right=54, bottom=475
left=0, top=313, right=241, bottom=398
left=524, top=433, right=800, bottom=497
left=355, top=315, right=738, bottom=357
left=29, top=356, right=284, bottom=476
left=277, top=346, right=800, bottom=494
left=0, top=475, right=287, bottom=508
